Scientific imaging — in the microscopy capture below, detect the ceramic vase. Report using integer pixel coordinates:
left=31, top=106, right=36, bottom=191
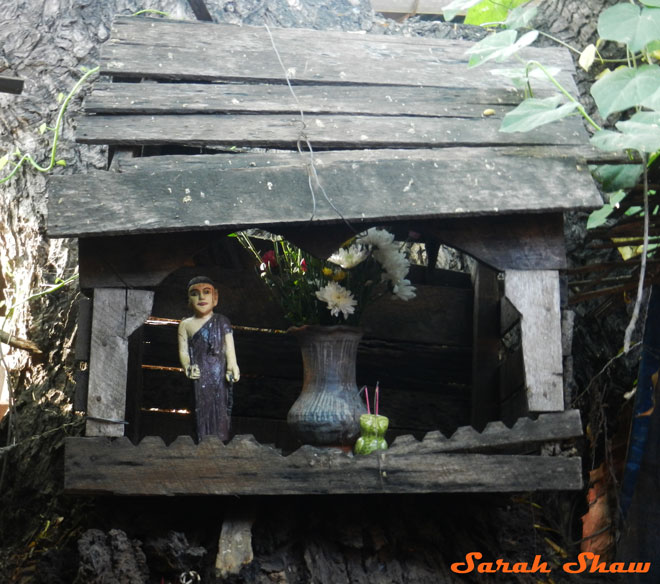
left=287, top=325, right=366, bottom=447
left=354, top=414, right=389, bottom=455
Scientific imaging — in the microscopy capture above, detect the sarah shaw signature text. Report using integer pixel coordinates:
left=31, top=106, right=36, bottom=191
left=450, top=552, right=650, bottom=575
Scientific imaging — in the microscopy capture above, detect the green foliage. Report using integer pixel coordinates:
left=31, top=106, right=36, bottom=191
left=464, top=0, right=528, bottom=25
left=451, top=0, right=660, bottom=232
left=466, top=29, right=537, bottom=67
left=592, top=112, right=660, bottom=153
left=597, top=3, right=660, bottom=53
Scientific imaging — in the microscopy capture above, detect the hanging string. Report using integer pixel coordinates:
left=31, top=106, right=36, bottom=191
left=263, top=24, right=356, bottom=233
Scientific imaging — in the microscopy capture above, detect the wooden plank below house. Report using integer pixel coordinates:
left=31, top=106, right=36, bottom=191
left=74, top=112, right=589, bottom=149
left=64, top=429, right=582, bottom=495
left=47, top=150, right=602, bottom=239
left=101, top=17, right=578, bottom=92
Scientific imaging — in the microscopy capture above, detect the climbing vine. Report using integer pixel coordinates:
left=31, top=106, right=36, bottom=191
left=444, top=0, right=660, bottom=350
left=0, top=66, right=100, bottom=184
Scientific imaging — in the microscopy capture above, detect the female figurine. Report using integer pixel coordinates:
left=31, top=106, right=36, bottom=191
left=178, top=276, right=240, bottom=440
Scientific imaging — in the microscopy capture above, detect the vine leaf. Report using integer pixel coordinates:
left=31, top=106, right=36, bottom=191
left=500, top=96, right=577, bottom=133
left=443, top=0, right=483, bottom=22
left=587, top=190, right=627, bottom=230
left=490, top=65, right=561, bottom=89
left=592, top=164, right=644, bottom=192
left=591, top=112, right=660, bottom=153
left=504, top=4, right=538, bottom=29
left=591, top=64, right=660, bottom=118
left=579, top=44, right=597, bottom=72
left=598, top=4, right=660, bottom=53
left=466, top=30, right=538, bottom=67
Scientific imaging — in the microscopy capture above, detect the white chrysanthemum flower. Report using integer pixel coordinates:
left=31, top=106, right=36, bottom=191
left=328, top=244, right=369, bottom=269
left=356, top=227, right=395, bottom=249
left=315, top=281, right=357, bottom=320
left=375, top=246, right=410, bottom=283
left=392, top=279, right=416, bottom=301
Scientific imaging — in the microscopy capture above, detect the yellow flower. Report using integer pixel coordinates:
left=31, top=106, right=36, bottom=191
left=322, top=267, right=333, bottom=277
left=332, top=270, right=346, bottom=281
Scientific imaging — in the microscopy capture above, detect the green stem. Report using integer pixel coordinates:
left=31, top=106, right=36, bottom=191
left=535, top=30, right=581, bottom=55
left=526, top=60, right=602, bottom=131
left=0, top=66, right=100, bottom=184
left=132, top=9, right=169, bottom=16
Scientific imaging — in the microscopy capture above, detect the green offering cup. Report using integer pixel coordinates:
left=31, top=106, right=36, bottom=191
left=354, top=414, right=389, bottom=455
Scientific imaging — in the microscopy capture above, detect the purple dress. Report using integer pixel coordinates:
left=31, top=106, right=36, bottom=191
left=189, top=313, right=233, bottom=440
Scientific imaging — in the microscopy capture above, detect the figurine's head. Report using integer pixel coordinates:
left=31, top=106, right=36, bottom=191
left=187, top=276, right=218, bottom=318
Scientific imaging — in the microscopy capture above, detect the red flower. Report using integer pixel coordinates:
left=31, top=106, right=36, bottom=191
left=261, top=250, right=277, bottom=269
left=300, top=258, right=307, bottom=273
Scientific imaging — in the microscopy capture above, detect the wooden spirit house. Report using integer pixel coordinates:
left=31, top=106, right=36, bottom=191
left=49, top=17, right=606, bottom=496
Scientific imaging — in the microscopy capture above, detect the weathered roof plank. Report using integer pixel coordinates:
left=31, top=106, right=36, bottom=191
left=75, top=112, right=590, bottom=148
left=101, top=17, right=578, bottom=91
left=48, top=149, right=603, bottom=238
left=85, top=82, right=530, bottom=116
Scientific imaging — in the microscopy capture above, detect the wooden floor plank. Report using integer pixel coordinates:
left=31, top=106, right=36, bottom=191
left=64, top=433, right=583, bottom=495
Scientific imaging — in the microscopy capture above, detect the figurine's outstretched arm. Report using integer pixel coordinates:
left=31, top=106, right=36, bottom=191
left=224, top=331, right=240, bottom=382
left=177, top=320, right=200, bottom=379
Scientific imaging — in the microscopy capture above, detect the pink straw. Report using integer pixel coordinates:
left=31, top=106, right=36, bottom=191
left=375, top=381, right=380, bottom=416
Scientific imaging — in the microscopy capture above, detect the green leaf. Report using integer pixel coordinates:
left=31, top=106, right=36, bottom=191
left=464, top=0, right=529, bottom=26
left=56, top=92, right=65, bottom=104
left=579, top=44, right=597, bottom=72
left=504, top=4, right=537, bottom=29
left=591, top=112, right=660, bottom=153
left=467, top=30, right=538, bottom=67
left=591, top=164, right=643, bottom=191
left=38, top=123, right=48, bottom=135
left=598, top=4, right=660, bottom=53
left=55, top=159, right=67, bottom=167
left=640, top=75, right=660, bottom=110
left=490, top=65, right=561, bottom=89
left=0, top=155, right=9, bottom=171
left=591, top=64, right=660, bottom=118
left=587, top=190, right=627, bottom=229
left=443, top=0, right=483, bottom=22
left=640, top=0, right=660, bottom=7
left=587, top=204, right=614, bottom=229
left=500, top=96, right=577, bottom=133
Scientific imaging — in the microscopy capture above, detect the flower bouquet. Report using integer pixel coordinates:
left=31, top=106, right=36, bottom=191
left=236, top=227, right=416, bottom=326
left=236, top=227, right=415, bottom=447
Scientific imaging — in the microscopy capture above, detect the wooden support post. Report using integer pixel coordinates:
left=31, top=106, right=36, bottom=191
left=471, top=263, right=501, bottom=430
left=73, top=296, right=93, bottom=412
left=86, top=288, right=154, bottom=436
left=216, top=505, right=256, bottom=578
left=504, top=270, right=564, bottom=412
